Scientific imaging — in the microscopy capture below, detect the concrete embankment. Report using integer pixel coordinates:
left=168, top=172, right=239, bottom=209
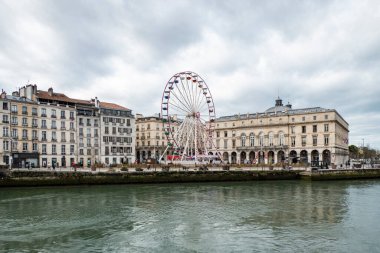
left=300, top=169, right=380, bottom=180
left=0, top=170, right=300, bottom=187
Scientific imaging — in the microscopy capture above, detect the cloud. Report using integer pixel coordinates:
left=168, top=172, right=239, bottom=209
left=0, top=0, right=379, bottom=148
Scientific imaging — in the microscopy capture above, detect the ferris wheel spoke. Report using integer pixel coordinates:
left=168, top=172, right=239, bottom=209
left=168, top=102, right=190, bottom=115
left=169, top=99, right=190, bottom=115
left=170, top=89, right=192, bottom=113
left=179, top=77, right=194, bottom=112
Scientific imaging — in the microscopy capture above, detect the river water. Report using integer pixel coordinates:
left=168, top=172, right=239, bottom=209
left=1, top=180, right=380, bottom=252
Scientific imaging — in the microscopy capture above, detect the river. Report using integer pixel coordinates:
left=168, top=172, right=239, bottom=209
left=1, top=180, right=380, bottom=252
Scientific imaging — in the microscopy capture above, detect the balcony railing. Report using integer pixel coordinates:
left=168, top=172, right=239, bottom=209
left=32, top=124, right=38, bottom=128
left=11, top=110, right=18, bottom=114
left=41, top=125, right=47, bottom=129
left=61, top=127, right=66, bottom=130
left=61, top=139, right=66, bottom=142
left=51, top=138, right=57, bottom=142
left=22, top=111, right=28, bottom=115
left=41, top=113, right=47, bottom=117
left=61, top=116, right=66, bottom=119
left=32, top=112, right=38, bottom=116
left=51, top=126, right=57, bottom=129
left=11, top=122, right=18, bottom=126
left=51, top=115, right=56, bottom=118
left=2, top=120, right=9, bottom=124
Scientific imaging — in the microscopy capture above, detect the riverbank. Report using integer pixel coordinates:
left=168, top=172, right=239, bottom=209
left=2, top=167, right=380, bottom=187
left=0, top=169, right=300, bottom=187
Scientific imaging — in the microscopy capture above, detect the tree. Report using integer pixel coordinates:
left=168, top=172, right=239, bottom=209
left=349, top=145, right=359, bottom=159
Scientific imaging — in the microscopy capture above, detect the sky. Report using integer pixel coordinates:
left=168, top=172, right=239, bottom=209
left=0, top=0, right=379, bottom=149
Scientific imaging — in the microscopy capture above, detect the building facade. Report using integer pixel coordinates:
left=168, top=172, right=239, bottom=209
left=99, top=102, right=135, bottom=165
left=0, top=85, right=135, bottom=168
left=212, top=98, right=349, bottom=167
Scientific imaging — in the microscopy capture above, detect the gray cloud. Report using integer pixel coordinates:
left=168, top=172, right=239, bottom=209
left=0, top=0, right=379, bottom=148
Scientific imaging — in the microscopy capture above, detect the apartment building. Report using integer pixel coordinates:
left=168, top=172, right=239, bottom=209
left=135, top=114, right=180, bottom=162
left=213, top=98, right=349, bottom=167
left=0, top=85, right=135, bottom=168
left=99, top=101, right=135, bottom=165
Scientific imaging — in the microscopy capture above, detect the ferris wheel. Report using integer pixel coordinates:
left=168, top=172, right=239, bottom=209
left=159, top=71, right=221, bottom=163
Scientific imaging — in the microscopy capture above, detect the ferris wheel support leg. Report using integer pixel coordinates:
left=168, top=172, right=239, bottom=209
left=159, top=145, right=170, bottom=164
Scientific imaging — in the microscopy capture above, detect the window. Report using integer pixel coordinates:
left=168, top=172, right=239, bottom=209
left=292, top=118, right=295, bottom=122
left=22, top=106, right=27, bottom=114
left=42, top=144, right=47, bottom=154
left=32, top=107, right=37, bottom=115
left=33, top=143, right=38, bottom=151
left=32, top=118, right=37, bottom=127
left=61, top=132, right=66, bottom=141
left=313, top=125, right=317, bottom=133
left=32, top=130, right=37, bottom=139
left=224, top=139, right=228, bottom=149
left=22, top=117, right=27, bottom=126
left=241, top=134, right=246, bottom=147
left=259, top=133, right=264, bottom=146
left=52, top=131, right=57, bottom=141
left=3, top=140, right=9, bottom=151
left=313, top=115, right=317, bottom=120
left=232, top=131, right=236, bottom=137
left=41, top=120, right=47, bottom=128
left=61, top=145, right=66, bottom=155
left=302, top=116, right=305, bottom=121
left=70, top=133, right=74, bottom=141
left=61, top=110, right=65, bottom=118
left=324, top=135, right=329, bottom=146
left=232, top=140, right=236, bottom=148
left=324, top=124, right=329, bottom=132
left=12, top=129, right=18, bottom=138
left=52, top=144, right=56, bottom=154
left=105, top=127, right=109, bottom=134
left=216, top=140, right=220, bottom=149
left=313, top=135, right=317, bottom=146
left=302, top=126, right=306, bottom=133
left=70, top=111, right=74, bottom=119
left=249, top=133, right=255, bottom=146
left=70, top=145, right=74, bottom=154
left=3, top=102, right=8, bottom=110
left=11, top=105, right=17, bottom=113
left=61, top=121, right=65, bottom=129
left=41, top=108, right=46, bottom=116
left=87, top=149, right=91, bottom=155
left=79, top=118, right=83, bottom=125
left=51, top=109, right=56, bottom=118
left=80, top=149, right=84, bottom=155
left=279, top=132, right=285, bottom=146
left=216, top=131, right=220, bottom=138
left=2, top=114, right=9, bottom=123
left=23, top=143, right=28, bottom=151
left=325, top=114, right=328, bottom=120
left=302, top=136, right=306, bottom=147
left=224, top=131, right=228, bottom=138
left=11, top=116, right=17, bottom=125
left=291, top=137, right=296, bottom=147
left=51, top=120, right=56, bottom=129
left=268, top=132, right=273, bottom=146
left=87, top=119, right=91, bottom=126
left=3, top=127, right=9, bottom=137
left=291, top=126, right=295, bottom=134
left=22, top=129, right=28, bottom=138
left=42, top=131, right=47, bottom=140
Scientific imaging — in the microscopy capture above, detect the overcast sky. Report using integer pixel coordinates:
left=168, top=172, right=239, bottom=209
left=0, top=0, right=379, bottom=148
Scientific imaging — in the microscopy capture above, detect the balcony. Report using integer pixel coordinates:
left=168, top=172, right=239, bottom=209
left=22, top=111, right=28, bottom=115
left=87, top=123, right=91, bottom=126
left=32, top=137, right=38, bottom=141
left=41, top=125, right=47, bottom=129
left=41, top=113, right=47, bottom=117
left=11, top=110, right=18, bottom=114
left=32, top=112, right=38, bottom=116
left=11, top=122, right=18, bottom=126
left=79, top=122, right=84, bottom=126
left=94, top=123, right=99, bottom=127
left=61, top=139, right=67, bottom=142
left=22, top=123, right=28, bottom=127
left=51, top=138, right=57, bottom=142
left=32, top=124, right=38, bottom=128
left=42, top=152, right=47, bottom=155
left=79, top=143, right=84, bottom=147
left=87, top=144, right=92, bottom=147
left=22, top=136, right=28, bottom=140
left=94, top=143, right=99, bottom=147
left=51, top=126, right=57, bottom=129
left=41, top=138, right=47, bottom=142
left=2, top=120, right=9, bottom=124
left=70, top=139, right=75, bottom=143
left=70, top=117, right=75, bottom=120
left=61, top=152, right=66, bottom=155
left=52, top=152, right=57, bottom=155
left=51, top=115, right=56, bottom=118
left=94, top=134, right=99, bottom=137
left=61, top=127, right=66, bottom=130
left=61, top=116, right=66, bottom=119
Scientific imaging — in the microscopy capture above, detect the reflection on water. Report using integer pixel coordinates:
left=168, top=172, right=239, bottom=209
left=1, top=181, right=380, bottom=252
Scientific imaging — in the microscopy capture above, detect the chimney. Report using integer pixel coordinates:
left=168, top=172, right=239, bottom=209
left=48, top=87, right=53, bottom=96
left=94, top=97, right=100, bottom=108
left=286, top=102, right=292, bottom=109
left=12, top=91, right=19, bottom=97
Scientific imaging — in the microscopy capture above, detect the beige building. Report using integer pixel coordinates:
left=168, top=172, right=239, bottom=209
left=0, top=85, right=135, bottom=168
left=212, top=98, right=349, bottom=167
left=135, top=114, right=180, bottom=162
left=0, top=91, right=39, bottom=167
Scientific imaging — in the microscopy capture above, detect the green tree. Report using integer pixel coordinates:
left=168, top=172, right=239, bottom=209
left=349, top=145, right=359, bottom=159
